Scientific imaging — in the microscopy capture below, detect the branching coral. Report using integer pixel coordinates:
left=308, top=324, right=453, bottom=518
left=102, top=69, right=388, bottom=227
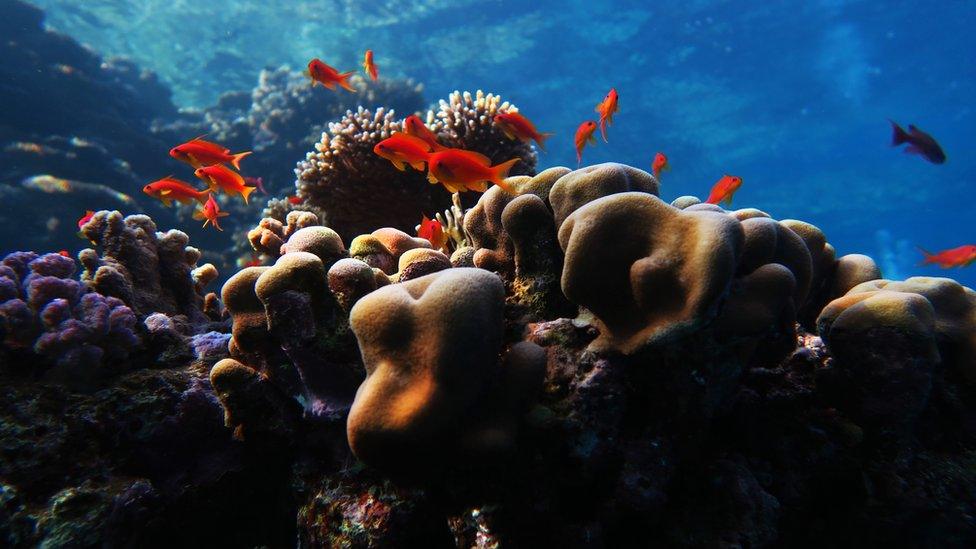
left=78, top=211, right=218, bottom=323
left=295, top=108, right=440, bottom=242
left=293, top=91, right=540, bottom=243
left=0, top=251, right=139, bottom=387
left=429, top=90, right=537, bottom=175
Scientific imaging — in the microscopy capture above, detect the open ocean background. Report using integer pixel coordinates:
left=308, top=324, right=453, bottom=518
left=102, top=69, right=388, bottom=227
left=17, top=0, right=976, bottom=287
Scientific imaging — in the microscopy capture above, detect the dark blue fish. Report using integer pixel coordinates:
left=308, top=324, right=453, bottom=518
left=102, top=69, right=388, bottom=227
left=890, top=120, right=946, bottom=164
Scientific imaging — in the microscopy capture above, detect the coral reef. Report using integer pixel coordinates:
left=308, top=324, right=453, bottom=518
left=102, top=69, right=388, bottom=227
left=4, top=147, right=976, bottom=547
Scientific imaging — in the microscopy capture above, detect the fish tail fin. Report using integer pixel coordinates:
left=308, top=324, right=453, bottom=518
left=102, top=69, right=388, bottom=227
left=576, top=149, right=582, bottom=167
left=890, top=120, right=910, bottom=146
left=240, top=185, right=256, bottom=204
left=196, top=189, right=211, bottom=204
left=599, top=120, right=608, bottom=143
left=916, top=246, right=934, bottom=265
left=536, top=132, right=554, bottom=151
left=491, top=158, right=521, bottom=193
left=338, top=72, right=357, bottom=92
left=230, top=151, right=252, bottom=170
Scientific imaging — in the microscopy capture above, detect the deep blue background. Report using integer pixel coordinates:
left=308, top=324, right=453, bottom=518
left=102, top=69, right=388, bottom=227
left=28, top=0, right=976, bottom=286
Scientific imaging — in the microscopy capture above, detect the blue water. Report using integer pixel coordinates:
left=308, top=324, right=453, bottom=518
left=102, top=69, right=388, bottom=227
left=23, top=0, right=976, bottom=287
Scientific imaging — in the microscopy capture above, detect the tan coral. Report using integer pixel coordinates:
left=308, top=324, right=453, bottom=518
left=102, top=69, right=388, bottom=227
left=346, top=268, right=544, bottom=473
left=549, top=163, right=660, bottom=227
left=558, top=192, right=742, bottom=354
left=819, top=277, right=976, bottom=385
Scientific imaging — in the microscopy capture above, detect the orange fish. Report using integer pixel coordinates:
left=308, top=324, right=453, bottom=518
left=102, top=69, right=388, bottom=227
left=493, top=111, right=553, bottom=150
left=363, top=50, right=378, bottom=81
left=652, top=152, right=669, bottom=179
left=705, top=175, right=743, bottom=206
left=374, top=133, right=432, bottom=171
left=195, top=164, right=257, bottom=204
left=192, top=194, right=230, bottom=231
left=427, top=149, right=519, bottom=194
left=402, top=114, right=446, bottom=152
left=595, top=87, right=619, bottom=143
left=418, top=215, right=447, bottom=250
left=57, top=250, right=70, bottom=258
left=242, top=253, right=264, bottom=268
left=77, top=210, right=95, bottom=230
left=918, top=245, right=976, bottom=268
left=306, top=58, right=356, bottom=92
left=143, top=177, right=211, bottom=207
left=170, top=136, right=251, bottom=170
left=574, top=120, right=598, bottom=166
left=287, top=195, right=303, bottom=205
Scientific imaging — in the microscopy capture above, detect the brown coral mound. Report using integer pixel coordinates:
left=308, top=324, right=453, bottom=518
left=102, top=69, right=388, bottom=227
left=819, top=277, right=976, bottom=386
left=559, top=192, right=743, bottom=354
left=346, top=268, right=544, bottom=473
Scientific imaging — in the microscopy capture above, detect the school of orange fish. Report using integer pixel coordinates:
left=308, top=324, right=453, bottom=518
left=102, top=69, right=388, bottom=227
left=73, top=51, right=974, bottom=270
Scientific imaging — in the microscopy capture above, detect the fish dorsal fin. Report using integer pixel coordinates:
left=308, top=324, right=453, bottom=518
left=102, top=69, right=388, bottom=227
left=459, top=150, right=492, bottom=166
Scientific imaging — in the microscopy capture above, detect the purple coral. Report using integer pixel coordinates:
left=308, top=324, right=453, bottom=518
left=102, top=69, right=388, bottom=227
left=0, top=251, right=139, bottom=385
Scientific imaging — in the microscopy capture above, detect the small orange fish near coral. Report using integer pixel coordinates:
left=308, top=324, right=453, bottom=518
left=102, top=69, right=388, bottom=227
left=193, top=194, right=230, bottom=231
left=706, top=175, right=743, bottom=206
left=363, top=50, right=378, bottom=81
left=143, top=177, right=211, bottom=207
left=170, top=136, right=251, bottom=170
left=918, top=245, right=976, bottom=268
left=373, top=133, right=432, bottom=171
left=287, top=195, right=303, bottom=205
left=427, top=149, right=519, bottom=194
left=417, top=215, right=447, bottom=250
left=595, top=87, right=619, bottom=143
left=574, top=120, right=598, bottom=166
left=242, top=253, right=264, bottom=268
left=652, top=152, right=669, bottom=179
left=306, top=58, right=356, bottom=92
left=195, top=164, right=257, bottom=204
left=57, top=250, right=70, bottom=258
left=493, top=111, right=553, bottom=150
left=77, top=210, right=95, bottom=230
left=402, top=115, right=446, bottom=152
